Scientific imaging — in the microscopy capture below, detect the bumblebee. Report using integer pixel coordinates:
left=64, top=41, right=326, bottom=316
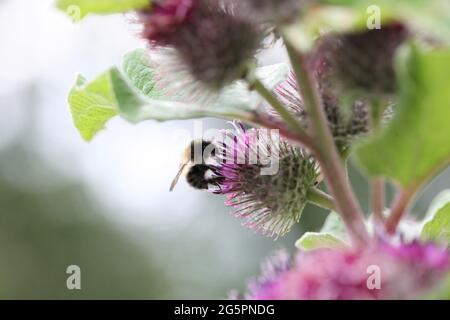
left=170, top=139, right=221, bottom=191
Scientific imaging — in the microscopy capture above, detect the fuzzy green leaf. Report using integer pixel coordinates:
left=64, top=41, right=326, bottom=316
left=295, top=212, right=348, bottom=251
left=356, top=46, right=450, bottom=189
left=421, top=204, right=450, bottom=245
left=421, top=190, right=450, bottom=246
left=122, top=49, right=165, bottom=99
left=295, top=232, right=347, bottom=251
left=68, top=71, right=120, bottom=141
left=119, top=49, right=289, bottom=123
left=320, top=212, right=347, bottom=240
left=56, top=0, right=149, bottom=20
left=68, top=49, right=289, bottom=140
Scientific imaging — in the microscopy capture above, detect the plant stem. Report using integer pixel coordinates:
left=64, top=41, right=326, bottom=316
left=248, top=78, right=312, bottom=146
left=307, top=187, right=336, bottom=211
left=371, top=178, right=385, bottom=223
left=249, top=112, right=315, bottom=151
left=369, top=99, right=385, bottom=224
left=367, top=97, right=391, bottom=226
left=284, top=39, right=369, bottom=246
left=385, top=188, right=415, bottom=234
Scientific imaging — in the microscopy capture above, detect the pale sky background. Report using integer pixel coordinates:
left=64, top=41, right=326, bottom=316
left=0, top=0, right=289, bottom=229
left=0, top=0, right=218, bottom=228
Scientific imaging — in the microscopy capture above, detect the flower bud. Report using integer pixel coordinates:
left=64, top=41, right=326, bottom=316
left=139, top=0, right=196, bottom=44
left=311, top=23, right=409, bottom=96
left=138, top=0, right=264, bottom=92
left=273, top=73, right=370, bottom=148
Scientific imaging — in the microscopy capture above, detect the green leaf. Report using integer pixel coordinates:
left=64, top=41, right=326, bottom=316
left=317, top=0, right=450, bottom=43
left=421, top=204, right=450, bottom=245
left=295, top=232, right=347, bottom=251
left=68, top=71, right=119, bottom=141
left=421, top=190, right=450, bottom=246
left=356, top=45, right=450, bottom=190
left=424, top=189, right=450, bottom=221
left=320, top=212, right=347, bottom=240
left=118, top=64, right=289, bottom=123
left=119, top=49, right=289, bottom=123
left=122, top=49, right=165, bottom=99
left=56, top=0, right=149, bottom=20
left=295, top=212, right=349, bottom=251
left=118, top=49, right=289, bottom=122
left=68, top=49, right=289, bottom=140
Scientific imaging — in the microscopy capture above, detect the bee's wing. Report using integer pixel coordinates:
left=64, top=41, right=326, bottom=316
left=169, top=163, right=188, bottom=191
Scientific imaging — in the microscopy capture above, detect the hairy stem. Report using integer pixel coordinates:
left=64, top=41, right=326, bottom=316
left=307, top=187, right=336, bottom=211
left=371, top=178, right=385, bottom=223
left=385, top=188, right=416, bottom=234
left=284, top=39, right=369, bottom=246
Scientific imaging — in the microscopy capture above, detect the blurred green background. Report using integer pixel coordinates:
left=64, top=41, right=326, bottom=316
left=0, top=0, right=449, bottom=299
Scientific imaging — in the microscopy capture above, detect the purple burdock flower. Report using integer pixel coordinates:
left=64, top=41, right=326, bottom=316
left=241, top=241, right=450, bottom=300
left=138, top=0, right=264, bottom=93
left=212, top=122, right=319, bottom=239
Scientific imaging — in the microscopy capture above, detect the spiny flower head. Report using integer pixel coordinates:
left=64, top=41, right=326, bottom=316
left=241, top=241, right=450, bottom=300
left=212, top=122, right=319, bottom=239
left=273, top=73, right=370, bottom=149
left=312, top=23, right=409, bottom=96
left=138, top=0, right=264, bottom=92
